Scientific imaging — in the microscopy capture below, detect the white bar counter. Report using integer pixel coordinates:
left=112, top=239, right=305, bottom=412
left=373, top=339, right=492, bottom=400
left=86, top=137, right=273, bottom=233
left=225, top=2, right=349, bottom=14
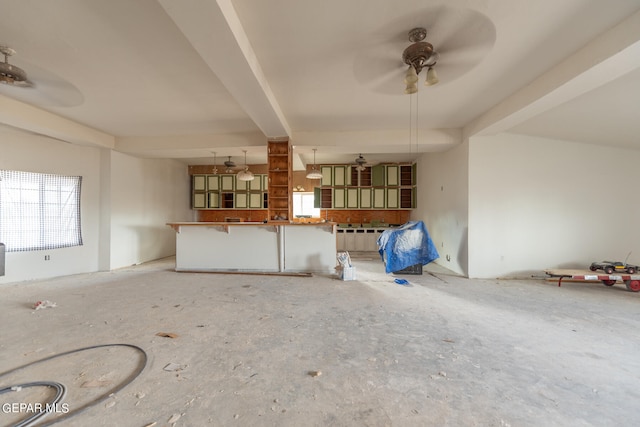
left=166, top=222, right=337, bottom=274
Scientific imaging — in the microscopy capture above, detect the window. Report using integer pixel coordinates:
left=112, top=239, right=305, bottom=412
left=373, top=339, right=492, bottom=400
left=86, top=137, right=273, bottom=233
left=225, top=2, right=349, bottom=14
left=0, top=170, right=83, bottom=252
left=293, top=192, right=320, bottom=218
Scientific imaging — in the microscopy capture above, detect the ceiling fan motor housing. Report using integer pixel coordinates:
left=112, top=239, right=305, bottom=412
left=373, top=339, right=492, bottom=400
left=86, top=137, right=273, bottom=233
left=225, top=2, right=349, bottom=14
left=0, top=46, right=28, bottom=84
left=402, top=28, right=438, bottom=75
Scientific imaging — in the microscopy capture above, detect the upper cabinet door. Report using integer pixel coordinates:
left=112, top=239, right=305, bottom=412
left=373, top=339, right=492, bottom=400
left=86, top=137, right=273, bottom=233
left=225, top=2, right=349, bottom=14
left=249, top=175, right=262, bottom=191
left=346, top=188, right=359, bottom=208
left=371, top=165, right=385, bottom=186
left=193, top=175, right=206, bottom=191
left=321, top=166, right=333, bottom=186
left=207, top=175, right=219, bottom=190
left=221, top=175, right=235, bottom=191
left=386, top=166, right=399, bottom=186
left=359, top=188, right=372, bottom=208
left=333, top=166, right=346, bottom=186
left=236, top=177, right=248, bottom=191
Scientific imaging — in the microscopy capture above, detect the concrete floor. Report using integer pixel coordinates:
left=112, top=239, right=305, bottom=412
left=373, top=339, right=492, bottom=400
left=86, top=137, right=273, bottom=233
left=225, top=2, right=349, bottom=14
left=1, top=254, right=639, bottom=426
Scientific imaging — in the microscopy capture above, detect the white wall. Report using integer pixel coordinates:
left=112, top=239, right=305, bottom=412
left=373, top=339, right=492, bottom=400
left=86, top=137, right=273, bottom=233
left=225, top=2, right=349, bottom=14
left=0, top=128, right=101, bottom=283
left=108, top=151, right=191, bottom=269
left=412, top=141, right=469, bottom=276
left=468, top=133, right=640, bottom=278
left=0, top=127, right=192, bottom=283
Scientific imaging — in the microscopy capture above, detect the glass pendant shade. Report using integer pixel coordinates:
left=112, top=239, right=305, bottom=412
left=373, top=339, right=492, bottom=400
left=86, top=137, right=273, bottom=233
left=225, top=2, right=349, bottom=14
left=306, top=168, right=323, bottom=179
left=404, top=83, right=418, bottom=94
left=404, top=66, right=419, bottom=84
left=236, top=150, right=255, bottom=181
left=237, top=169, right=254, bottom=181
left=425, top=67, right=439, bottom=86
left=306, top=148, right=322, bottom=179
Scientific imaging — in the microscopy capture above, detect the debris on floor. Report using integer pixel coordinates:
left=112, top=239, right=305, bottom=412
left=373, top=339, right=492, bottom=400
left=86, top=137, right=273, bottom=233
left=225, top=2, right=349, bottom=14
left=336, top=251, right=356, bottom=281
left=33, top=300, right=57, bottom=310
left=163, top=362, right=186, bottom=372
left=156, top=332, right=179, bottom=338
left=394, top=278, right=411, bottom=286
left=168, top=413, right=182, bottom=423
left=307, top=370, right=322, bottom=377
left=80, top=379, right=113, bottom=388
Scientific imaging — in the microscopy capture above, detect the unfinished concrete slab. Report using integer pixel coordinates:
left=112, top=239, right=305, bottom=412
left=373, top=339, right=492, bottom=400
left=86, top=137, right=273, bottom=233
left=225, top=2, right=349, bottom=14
left=1, top=255, right=639, bottom=426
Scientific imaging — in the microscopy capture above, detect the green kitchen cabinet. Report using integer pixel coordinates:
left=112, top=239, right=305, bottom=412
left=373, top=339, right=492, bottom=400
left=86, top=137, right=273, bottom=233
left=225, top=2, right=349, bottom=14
left=249, top=192, right=263, bottom=208
left=220, top=175, right=235, bottom=191
left=321, top=166, right=333, bottom=186
left=386, top=188, right=399, bottom=209
left=372, top=188, right=386, bottom=208
left=235, top=192, right=248, bottom=208
left=346, top=188, right=359, bottom=208
left=333, top=166, right=347, bottom=186
left=386, top=165, right=399, bottom=186
left=207, top=192, right=220, bottom=208
left=193, top=174, right=206, bottom=191
left=193, top=192, right=206, bottom=209
left=207, top=175, right=219, bottom=190
left=236, top=177, right=248, bottom=191
left=333, top=188, right=346, bottom=208
left=372, top=165, right=385, bottom=186
left=359, top=188, right=372, bottom=208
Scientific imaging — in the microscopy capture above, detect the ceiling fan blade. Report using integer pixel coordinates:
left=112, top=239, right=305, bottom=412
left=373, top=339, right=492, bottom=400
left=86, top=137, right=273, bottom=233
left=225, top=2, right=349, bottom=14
left=0, top=60, right=84, bottom=107
left=354, top=5, right=495, bottom=92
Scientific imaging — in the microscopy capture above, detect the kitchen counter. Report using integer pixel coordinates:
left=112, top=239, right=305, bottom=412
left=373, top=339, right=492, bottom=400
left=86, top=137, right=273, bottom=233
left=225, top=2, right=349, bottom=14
left=166, top=222, right=337, bottom=274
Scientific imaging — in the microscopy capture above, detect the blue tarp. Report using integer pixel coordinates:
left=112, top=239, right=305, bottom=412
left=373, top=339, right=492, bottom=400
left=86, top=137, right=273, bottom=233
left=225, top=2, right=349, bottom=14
left=377, top=221, right=439, bottom=274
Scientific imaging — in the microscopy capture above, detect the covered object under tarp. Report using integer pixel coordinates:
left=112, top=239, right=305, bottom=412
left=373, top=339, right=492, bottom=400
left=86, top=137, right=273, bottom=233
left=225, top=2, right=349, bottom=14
left=377, top=221, right=439, bottom=274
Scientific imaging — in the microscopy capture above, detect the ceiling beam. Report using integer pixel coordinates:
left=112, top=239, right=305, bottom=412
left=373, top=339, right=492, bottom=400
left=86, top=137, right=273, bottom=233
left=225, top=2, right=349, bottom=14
left=159, top=0, right=291, bottom=139
left=0, top=94, right=114, bottom=148
left=464, top=9, right=640, bottom=139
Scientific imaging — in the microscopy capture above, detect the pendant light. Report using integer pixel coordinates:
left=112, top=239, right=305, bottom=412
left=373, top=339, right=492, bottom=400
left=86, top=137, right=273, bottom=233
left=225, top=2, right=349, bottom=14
left=306, top=148, right=323, bottom=179
left=211, top=152, right=218, bottom=174
left=236, top=150, right=255, bottom=181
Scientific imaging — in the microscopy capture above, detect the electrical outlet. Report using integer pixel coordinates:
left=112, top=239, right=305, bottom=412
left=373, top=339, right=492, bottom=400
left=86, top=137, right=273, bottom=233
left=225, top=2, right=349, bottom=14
left=44, top=255, right=50, bottom=261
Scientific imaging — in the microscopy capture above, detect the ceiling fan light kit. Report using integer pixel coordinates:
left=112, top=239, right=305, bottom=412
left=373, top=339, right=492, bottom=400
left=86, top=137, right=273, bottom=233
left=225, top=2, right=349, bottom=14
left=402, top=28, right=439, bottom=93
left=354, top=154, right=368, bottom=172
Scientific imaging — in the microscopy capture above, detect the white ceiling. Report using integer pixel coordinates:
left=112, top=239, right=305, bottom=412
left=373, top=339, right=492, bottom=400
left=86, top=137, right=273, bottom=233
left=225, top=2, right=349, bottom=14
left=1, top=0, right=639, bottom=169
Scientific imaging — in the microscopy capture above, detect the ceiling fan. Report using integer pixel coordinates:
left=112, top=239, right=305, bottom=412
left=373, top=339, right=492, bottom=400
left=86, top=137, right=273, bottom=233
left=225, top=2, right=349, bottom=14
left=354, top=154, right=371, bottom=172
left=0, top=44, right=83, bottom=107
left=355, top=7, right=496, bottom=94
left=0, top=46, right=31, bottom=86
left=224, top=156, right=237, bottom=173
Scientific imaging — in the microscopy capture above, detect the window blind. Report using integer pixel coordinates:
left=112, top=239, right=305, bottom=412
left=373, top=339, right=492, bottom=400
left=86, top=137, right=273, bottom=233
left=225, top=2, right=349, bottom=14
left=0, top=170, right=83, bottom=252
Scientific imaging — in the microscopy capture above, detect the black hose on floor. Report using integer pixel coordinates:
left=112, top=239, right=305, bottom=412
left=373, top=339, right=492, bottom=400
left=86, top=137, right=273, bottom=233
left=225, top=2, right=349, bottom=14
left=0, top=343, right=147, bottom=427
left=0, top=381, right=66, bottom=427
